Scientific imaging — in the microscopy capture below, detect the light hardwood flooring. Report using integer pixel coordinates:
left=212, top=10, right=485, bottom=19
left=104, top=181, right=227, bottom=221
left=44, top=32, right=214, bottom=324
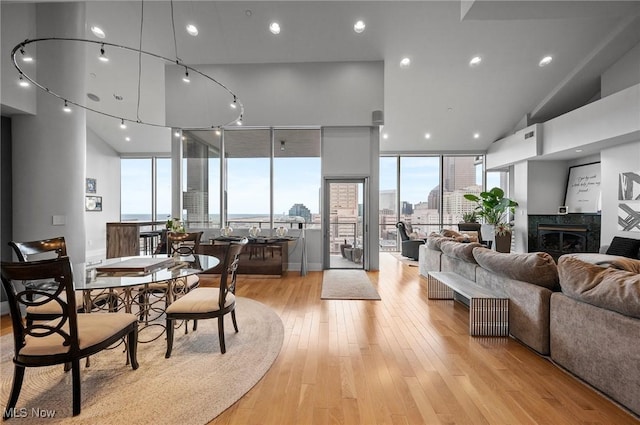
left=1, top=253, right=638, bottom=424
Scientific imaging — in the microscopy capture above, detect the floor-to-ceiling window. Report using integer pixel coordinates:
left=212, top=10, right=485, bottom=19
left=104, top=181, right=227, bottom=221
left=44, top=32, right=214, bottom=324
left=273, top=129, right=321, bottom=230
left=380, top=154, right=490, bottom=251
left=121, top=157, right=171, bottom=222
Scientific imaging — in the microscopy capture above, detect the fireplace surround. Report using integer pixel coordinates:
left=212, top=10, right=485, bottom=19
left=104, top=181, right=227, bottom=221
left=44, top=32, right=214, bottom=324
left=528, top=214, right=601, bottom=261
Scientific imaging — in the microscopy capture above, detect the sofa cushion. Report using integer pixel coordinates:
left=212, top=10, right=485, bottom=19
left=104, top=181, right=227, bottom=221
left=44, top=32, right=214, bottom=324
left=605, top=236, right=640, bottom=259
left=558, top=256, right=640, bottom=319
left=472, top=247, right=558, bottom=289
left=426, top=233, right=454, bottom=251
left=440, top=240, right=482, bottom=264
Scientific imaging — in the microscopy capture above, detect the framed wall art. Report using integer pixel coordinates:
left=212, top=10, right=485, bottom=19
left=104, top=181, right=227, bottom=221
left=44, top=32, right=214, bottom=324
left=85, top=196, right=102, bottom=212
left=563, top=162, right=601, bottom=213
left=86, top=178, right=97, bottom=194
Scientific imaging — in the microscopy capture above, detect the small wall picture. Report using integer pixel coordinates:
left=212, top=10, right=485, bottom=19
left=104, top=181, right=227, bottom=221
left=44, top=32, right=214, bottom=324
left=619, top=171, right=640, bottom=200
left=85, top=196, right=102, bottom=212
left=558, top=206, right=568, bottom=214
left=86, top=178, right=97, bottom=194
left=618, top=203, right=640, bottom=232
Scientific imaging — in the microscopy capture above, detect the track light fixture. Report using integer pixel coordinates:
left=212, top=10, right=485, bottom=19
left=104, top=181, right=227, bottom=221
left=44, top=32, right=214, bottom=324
left=99, top=44, right=109, bottom=62
left=10, top=0, right=244, bottom=131
left=63, top=100, right=72, bottom=113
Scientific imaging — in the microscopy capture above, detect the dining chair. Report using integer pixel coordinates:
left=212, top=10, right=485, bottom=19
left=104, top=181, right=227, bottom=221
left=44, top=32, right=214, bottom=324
left=0, top=257, right=139, bottom=418
left=9, top=237, right=117, bottom=323
left=165, top=238, right=248, bottom=356
left=9, top=237, right=87, bottom=324
left=138, top=231, right=204, bottom=327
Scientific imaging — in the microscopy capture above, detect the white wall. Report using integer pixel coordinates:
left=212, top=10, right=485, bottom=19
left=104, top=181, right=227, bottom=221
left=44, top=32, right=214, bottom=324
left=1, top=3, right=36, bottom=115
left=86, top=128, right=121, bottom=261
left=322, top=126, right=380, bottom=270
left=165, top=61, right=384, bottom=128
left=601, top=41, right=640, bottom=98
left=600, top=140, right=640, bottom=244
left=512, top=162, right=528, bottom=253
left=527, top=160, right=569, bottom=215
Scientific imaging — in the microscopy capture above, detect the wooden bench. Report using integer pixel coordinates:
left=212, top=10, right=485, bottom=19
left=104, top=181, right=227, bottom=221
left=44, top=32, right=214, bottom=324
left=428, top=271, right=508, bottom=337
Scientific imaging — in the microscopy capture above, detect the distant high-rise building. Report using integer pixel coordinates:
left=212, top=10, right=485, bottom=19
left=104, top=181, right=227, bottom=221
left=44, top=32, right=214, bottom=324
left=443, top=156, right=477, bottom=191
left=289, top=203, right=312, bottom=223
left=401, top=201, right=413, bottom=215
left=379, top=189, right=396, bottom=212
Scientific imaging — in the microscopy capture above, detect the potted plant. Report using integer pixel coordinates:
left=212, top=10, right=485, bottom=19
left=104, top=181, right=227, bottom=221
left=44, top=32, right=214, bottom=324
left=463, top=187, right=518, bottom=252
left=458, top=211, right=481, bottom=235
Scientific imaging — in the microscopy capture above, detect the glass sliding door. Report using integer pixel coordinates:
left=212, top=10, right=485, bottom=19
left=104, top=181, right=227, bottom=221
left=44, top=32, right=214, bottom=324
left=379, top=157, right=398, bottom=251
left=324, top=178, right=366, bottom=269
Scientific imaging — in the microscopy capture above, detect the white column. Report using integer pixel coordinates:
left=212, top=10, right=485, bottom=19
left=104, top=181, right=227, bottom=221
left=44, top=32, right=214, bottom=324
left=12, top=2, right=87, bottom=262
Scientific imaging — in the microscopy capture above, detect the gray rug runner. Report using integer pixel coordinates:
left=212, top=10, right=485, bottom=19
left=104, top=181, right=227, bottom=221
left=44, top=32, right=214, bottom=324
left=321, top=270, right=381, bottom=300
left=0, top=297, right=283, bottom=424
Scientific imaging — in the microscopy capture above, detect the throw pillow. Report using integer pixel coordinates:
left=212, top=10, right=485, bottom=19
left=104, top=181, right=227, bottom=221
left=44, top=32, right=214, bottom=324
left=441, top=229, right=463, bottom=239
left=608, top=257, right=640, bottom=274
left=426, top=234, right=453, bottom=251
left=558, top=256, right=640, bottom=319
left=605, top=236, right=640, bottom=259
left=440, top=240, right=482, bottom=263
left=472, top=247, right=558, bottom=289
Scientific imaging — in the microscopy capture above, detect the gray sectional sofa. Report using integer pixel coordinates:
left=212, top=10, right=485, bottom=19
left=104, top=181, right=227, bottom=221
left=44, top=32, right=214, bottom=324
left=418, top=234, right=640, bottom=417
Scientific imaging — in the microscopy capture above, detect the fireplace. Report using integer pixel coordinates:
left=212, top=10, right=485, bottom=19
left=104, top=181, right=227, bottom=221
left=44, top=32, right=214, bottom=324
left=537, top=224, right=588, bottom=261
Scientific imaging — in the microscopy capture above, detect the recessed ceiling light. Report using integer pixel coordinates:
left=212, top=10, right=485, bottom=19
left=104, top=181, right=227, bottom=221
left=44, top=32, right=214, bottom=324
left=125, top=136, right=131, bottom=142
left=245, top=9, right=253, bottom=17
left=382, top=133, right=389, bottom=139
left=354, top=20, right=366, bottom=33
left=91, top=26, right=106, bottom=39
left=269, top=22, right=281, bottom=35
left=215, top=129, right=221, bottom=136
left=473, top=133, right=480, bottom=139
left=186, top=24, right=198, bottom=36
left=425, top=133, right=431, bottom=139
left=469, top=56, right=482, bottom=67
left=575, top=149, right=583, bottom=153
left=174, top=131, right=180, bottom=137
left=539, top=56, right=553, bottom=67
left=399, top=57, right=411, bottom=68
left=22, top=56, right=33, bottom=63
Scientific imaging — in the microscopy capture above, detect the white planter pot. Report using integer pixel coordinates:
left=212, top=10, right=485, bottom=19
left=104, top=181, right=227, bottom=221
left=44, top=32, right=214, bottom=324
left=480, top=224, right=495, bottom=245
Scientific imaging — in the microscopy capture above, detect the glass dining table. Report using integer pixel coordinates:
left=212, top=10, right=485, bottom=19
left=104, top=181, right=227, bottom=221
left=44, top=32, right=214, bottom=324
left=74, top=254, right=220, bottom=343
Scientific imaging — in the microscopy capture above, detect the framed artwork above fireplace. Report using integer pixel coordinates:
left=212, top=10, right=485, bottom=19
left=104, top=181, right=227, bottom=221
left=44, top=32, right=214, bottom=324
left=564, top=162, right=601, bottom=213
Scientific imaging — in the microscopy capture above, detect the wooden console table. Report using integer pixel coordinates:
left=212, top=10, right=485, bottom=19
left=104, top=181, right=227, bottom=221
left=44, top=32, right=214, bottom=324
left=196, top=237, right=294, bottom=276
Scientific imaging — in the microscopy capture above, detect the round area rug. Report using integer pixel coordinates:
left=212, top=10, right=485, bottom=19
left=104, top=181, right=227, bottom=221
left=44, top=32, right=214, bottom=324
left=0, top=297, right=283, bottom=424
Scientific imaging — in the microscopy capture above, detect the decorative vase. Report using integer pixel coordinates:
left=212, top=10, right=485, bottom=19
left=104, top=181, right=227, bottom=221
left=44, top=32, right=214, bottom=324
left=275, top=226, right=288, bottom=237
left=220, top=226, right=233, bottom=237
left=248, top=226, right=261, bottom=238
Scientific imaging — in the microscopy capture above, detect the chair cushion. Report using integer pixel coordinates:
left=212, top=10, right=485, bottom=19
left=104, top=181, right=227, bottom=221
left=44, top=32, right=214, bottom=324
left=473, top=247, right=558, bottom=289
left=558, top=256, right=640, bottom=319
left=166, top=288, right=235, bottom=315
left=20, top=312, right=137, bottom=356
left=25, top=291, right=85, bottom=315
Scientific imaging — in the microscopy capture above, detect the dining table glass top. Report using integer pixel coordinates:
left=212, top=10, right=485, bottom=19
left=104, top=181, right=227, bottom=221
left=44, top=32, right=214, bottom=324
left=73, top=254, right=220, bottom=291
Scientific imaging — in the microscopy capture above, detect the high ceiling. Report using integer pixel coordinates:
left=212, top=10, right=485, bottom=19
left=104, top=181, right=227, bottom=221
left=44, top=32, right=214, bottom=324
left=9, top=1, right=640, bottom=155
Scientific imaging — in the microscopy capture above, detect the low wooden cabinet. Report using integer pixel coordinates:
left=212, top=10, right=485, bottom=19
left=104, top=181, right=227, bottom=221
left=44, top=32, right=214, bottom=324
left=196, top=239, right=291, bottom=276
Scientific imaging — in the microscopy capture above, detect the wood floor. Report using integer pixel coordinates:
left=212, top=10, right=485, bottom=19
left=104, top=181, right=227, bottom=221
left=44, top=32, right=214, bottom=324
left=1, top=253, right=638, bottom=424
